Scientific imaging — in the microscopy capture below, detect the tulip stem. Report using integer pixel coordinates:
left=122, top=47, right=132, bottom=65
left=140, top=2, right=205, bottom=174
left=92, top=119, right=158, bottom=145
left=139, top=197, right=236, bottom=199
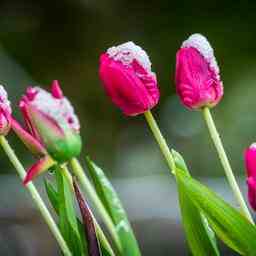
left=202, top=107, right=254, bottom=223
left=61, top=165, right=116, bottom=256
left=0, top=136, right=72, bottom=256
left=144, top=110, right=176, bottom=174
left=69, top=157, right=122, bottom=253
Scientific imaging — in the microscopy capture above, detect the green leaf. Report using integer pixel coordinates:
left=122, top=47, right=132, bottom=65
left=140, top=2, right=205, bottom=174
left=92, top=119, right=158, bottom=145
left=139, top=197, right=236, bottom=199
left=176, top=169, right=256, bottom=255
left=172, top=150, right=220, bottom=256
left=77, top=219, right=89, bottom=254
left=172, top=150, right=189, bottom=174
left=55, top=168, right=87, bottom=256
left=44, top=179, right=59, bottom=214
left=85, top=156, right=141, bottom=256
left=100, top=246, right=112, bottom=256
left=45, top=176, right=114, bottom=256
left=177, top=175, right=220, bottom=256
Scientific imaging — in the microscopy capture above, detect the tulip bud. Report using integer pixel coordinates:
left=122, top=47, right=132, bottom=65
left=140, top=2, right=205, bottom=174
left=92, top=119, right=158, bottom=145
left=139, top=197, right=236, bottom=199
left=12, top=81, right=82, bottom=184
left=99, top=41, right=160, bottom=116
left=175, top=33, right=223, bottom=110
left=0, top=85, right=12, bottom=135
left=16, top=81, right=82, bottom=163
left=244, top=143, right=256, bottom=211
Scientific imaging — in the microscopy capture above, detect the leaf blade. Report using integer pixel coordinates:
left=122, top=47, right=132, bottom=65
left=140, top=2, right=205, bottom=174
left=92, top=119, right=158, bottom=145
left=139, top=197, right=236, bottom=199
left=85, top=156, right=141, bottom=256
left=173, top=150, right=220, bottom=256
left=55, top=168, right=87, bottom=256
left=176, top=169, right=256, bottom=255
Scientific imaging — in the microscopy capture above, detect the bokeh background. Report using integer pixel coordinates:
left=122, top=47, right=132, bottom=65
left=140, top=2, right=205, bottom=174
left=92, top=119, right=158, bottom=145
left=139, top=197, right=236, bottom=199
left=0, top=0, right=255, bottom=255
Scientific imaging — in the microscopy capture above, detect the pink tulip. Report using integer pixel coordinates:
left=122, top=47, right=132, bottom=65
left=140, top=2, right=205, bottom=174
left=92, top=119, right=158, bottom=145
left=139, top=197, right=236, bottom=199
left=245, top=143, right=256, bottom=210
left=0, top=85, right=12, bottom=135
left=175, top=34, right=223, bottom=109
left=99, top=41, right=160, bottom=116
left=11, top=80, right=82, bottom=185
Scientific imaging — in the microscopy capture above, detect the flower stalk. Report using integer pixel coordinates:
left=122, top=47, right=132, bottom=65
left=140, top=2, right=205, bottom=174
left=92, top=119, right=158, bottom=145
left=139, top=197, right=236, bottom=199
left=69, top=157, right=122, bottom=253
left=202, top=107, right=254, bottom=223
left=144, top=110, right=176, bottom=173
left=0, top=136, right=72, bottom=256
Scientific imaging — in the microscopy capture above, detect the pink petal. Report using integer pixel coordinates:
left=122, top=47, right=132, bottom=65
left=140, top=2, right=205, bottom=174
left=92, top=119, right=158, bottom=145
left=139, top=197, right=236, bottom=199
left=245, top=144, right=256, bottom=178
left=11, top=118, right=46, bottom=156
left=175, top=47, right=223, bottom=110
left=247, top=177, right=256, bottom=211
left=99, top=53, right=159, bottom=116
left=51, top=80, right=64, bottom=99
left=23, top=155, right=56, bottom=185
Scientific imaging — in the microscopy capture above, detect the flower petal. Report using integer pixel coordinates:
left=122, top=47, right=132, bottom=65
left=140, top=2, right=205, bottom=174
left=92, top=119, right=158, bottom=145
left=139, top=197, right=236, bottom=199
left=23, top=155, right=56, bottom=185
left=11, top=118, right=47, bottom=156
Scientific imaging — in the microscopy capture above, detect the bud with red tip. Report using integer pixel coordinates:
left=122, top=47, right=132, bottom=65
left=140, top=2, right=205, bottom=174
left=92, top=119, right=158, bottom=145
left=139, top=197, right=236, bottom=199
left=175, top=34, right=223, bottom=110
left=0, top=85, right=12, bottom=136
left=99, top=41, right=160, bottom=116
left=12, top=80, right=82, bottom=184
left=244, top=143, right=256, bottom=210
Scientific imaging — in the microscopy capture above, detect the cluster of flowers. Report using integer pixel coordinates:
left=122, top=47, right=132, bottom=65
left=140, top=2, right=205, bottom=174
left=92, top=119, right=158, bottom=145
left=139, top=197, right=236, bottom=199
left=0, top=33, right=255, bottom=210
left=99, top=34, right=255, bottom=211
left=0, top=33, right=256, bottom=255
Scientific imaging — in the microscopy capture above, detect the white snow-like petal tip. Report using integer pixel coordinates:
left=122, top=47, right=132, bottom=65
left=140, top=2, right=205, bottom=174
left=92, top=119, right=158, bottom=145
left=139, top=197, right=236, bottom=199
left=182, top=33, right=220, bottom=75
left=250, top=143, right=256, bottom=149
left=107, top=41, right=152, bottom=72
left=0, top=85, right=11, bottom=113
left=29, top=87, right=80, bottom=131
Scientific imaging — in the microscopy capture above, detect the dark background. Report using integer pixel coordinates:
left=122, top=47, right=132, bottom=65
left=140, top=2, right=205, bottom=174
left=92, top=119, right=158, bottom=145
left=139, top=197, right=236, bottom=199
left=0, top=0, right=255, bottom=255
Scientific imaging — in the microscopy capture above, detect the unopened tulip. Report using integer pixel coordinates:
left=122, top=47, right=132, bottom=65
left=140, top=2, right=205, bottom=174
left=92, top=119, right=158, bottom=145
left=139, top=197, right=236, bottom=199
left=12, top=80, right=82, bottom=184
left=244, top=143, right=256, bottom=210
left=99, top=41, right=160, bottom=116
left=175, top=33, right=223, bottom=109
left=0, top=85, right=12, bottom=135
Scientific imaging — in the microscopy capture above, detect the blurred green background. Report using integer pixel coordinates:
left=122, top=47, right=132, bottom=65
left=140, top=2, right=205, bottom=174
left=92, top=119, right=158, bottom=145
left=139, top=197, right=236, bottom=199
left=0, top=0, right=255, bottom=255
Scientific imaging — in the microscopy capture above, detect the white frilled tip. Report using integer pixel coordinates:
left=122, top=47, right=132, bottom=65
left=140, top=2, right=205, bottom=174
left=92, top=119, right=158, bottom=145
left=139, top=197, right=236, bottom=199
left=107, top=41, right=152, bottom=72
left=30, top=87, right=80, bottom=131
left=250, top=143, right=256, bottom=149
left=0, top=85, right=11, bottom=113
left=182, top=33, right=220, bottom=75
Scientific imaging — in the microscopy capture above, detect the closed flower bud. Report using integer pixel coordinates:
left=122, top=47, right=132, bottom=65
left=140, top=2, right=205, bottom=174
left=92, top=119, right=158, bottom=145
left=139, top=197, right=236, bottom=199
left=19, top=81, right=81, bottom=162
left=99, top=41, right=160, bottom=116
left=12, top=81, right=82, bottom=184
left=175, top=34, right=223, bottom=110
left=244, top=143, right=256, bottom=210
left=0, top=85, right=12, bottom=135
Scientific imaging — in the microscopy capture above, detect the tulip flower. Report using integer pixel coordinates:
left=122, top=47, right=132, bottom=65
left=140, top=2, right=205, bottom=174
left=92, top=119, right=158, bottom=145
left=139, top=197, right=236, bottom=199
left=175, top=33, right=223, bottom=110
left=99, top=41, right=160, bottom=116
left=12, top=80, right=82, bottom=184
left=245, top=143, right=256, bottom=211
left=175, top=34, right=253, bottom=222
left=0, top=85, right=12, bottom=135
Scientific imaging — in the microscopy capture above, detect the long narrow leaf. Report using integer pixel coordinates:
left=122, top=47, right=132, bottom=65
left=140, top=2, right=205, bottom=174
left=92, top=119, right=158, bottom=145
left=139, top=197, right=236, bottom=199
left=55, top=168, right=87, bottom=256
left=85, top=156, right=141, bottom=256
left=45, top=177, right=114, bottom=256
left=45, top=179, right=59, bottom=214
left=176, top=169, right=256, bottom=255
left=172, top=150, right=219, bottom=256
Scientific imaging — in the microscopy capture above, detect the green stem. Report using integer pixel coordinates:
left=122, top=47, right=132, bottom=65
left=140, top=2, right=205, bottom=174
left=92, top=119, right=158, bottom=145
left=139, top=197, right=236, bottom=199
left=202, top=107, right=254, bottom=223
left=61, top=165, right=116, bottom=256
left=0, top=136, right=72, bottom=256
left=144, top=110, right=176, bottom=173
left=69, top=157, right=122, bottom=253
